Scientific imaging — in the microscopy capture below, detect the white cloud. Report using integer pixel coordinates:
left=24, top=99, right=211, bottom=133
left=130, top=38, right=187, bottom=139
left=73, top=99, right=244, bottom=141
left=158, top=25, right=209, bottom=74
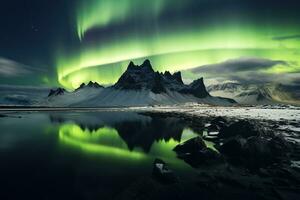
left=0, top=57, right=39, bottom=77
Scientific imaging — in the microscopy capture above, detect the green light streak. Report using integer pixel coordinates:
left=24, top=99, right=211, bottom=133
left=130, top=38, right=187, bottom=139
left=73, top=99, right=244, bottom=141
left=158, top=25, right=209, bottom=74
left=76, top=0, right=168, bottom=40
left=58, top=47, right=300, bottom=89
left=55, top=1, right=300, bottom=89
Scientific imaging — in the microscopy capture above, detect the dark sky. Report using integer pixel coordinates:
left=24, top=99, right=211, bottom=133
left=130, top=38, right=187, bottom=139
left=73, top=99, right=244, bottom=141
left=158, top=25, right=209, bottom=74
left=0, top=0, right=78, bottom=85
left=0, top=0, right=299, bottom=88
left=0, top=0, right=76, bottom=62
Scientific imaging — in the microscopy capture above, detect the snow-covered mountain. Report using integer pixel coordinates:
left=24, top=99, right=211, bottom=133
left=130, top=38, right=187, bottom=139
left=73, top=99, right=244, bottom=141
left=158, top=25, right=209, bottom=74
left=207, top=82, right=300, bottom=105
left=43, top=60, right=236, bottom=107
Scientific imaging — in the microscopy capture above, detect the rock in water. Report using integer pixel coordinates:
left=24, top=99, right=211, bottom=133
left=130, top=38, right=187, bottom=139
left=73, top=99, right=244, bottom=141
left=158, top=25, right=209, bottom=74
left=152, top=158, right=177, bottom=184
left=173, top=137, right=206, bottom=154
left=173, top=137, right=221, bottom=167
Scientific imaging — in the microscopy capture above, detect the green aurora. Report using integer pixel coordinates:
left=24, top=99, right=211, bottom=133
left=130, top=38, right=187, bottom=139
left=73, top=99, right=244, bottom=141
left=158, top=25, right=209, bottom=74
left=56, top=0, right=300, bottom=89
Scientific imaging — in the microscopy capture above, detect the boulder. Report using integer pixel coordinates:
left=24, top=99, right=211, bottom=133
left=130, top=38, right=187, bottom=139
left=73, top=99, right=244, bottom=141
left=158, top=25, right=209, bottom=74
left=218, top=136, right=247, bottom=157
left=219, top=135, right=292, bottom=168
left=211, top=116, right=228, bottom=129
left=152, top=159, right=177, bottom=184
left=219, top=120, right=267, bottom=138
left=173, top=137, right=221, bottom=167
left=173, top=137, right=206, bottom=154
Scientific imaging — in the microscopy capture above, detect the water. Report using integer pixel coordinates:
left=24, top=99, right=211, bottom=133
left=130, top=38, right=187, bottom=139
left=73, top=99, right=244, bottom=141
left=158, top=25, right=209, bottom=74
left=0, top=111, right=202, bottom=199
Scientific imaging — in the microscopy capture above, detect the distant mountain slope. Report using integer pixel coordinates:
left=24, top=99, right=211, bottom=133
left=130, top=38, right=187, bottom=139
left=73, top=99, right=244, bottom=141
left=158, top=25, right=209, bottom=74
left=0, top=85, right=49, bottom=106
left=207, top=82, right=300, bottom=105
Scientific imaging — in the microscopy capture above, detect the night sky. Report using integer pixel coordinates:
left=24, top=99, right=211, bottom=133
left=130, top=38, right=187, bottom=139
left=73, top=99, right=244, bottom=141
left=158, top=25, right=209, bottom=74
left=0, top=0, right=299, bottom=89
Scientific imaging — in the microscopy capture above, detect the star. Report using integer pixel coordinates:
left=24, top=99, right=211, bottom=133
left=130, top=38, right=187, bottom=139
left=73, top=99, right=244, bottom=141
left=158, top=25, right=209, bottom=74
left=31, top=25, right=39, bottom=32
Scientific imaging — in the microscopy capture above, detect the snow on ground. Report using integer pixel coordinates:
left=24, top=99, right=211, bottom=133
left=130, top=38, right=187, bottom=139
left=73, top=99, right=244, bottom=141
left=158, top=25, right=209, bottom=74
left=126, top=104, right=300, bottom=122
left=1, top=103, right=298, bottom=122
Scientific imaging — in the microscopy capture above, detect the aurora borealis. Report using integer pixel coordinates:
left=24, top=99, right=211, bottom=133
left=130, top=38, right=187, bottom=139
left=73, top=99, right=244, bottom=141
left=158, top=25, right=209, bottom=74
left=0, top=0, right=300, bottom=88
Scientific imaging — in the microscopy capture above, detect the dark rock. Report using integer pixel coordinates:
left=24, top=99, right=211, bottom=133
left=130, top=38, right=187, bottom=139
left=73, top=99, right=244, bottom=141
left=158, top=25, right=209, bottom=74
left=173, top=137, right=206, bottom=154
left=218, top=136, right=247, bottom=157
left=243, top=136, right=273, bottom=164
left=269, top=136, right=291, bottom=157
left=152, top=158, right=177, bottom=184
left=219, top=120, right=267, bottom=138
left=173, top=137, right=221, bottom=167
left=211, top=116, right=228, bottom=127
left=219, top=134, right=293, bottom=168
left=205, top=124, right=220, bottom=132
left=206, top=116, right=228, bottom=132
left=180, top=148, right=221, bottom=168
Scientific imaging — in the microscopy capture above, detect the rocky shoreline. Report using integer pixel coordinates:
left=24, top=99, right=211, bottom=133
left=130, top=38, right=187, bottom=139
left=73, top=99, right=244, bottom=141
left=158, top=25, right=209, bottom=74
left=118, top=111, right=300, bottom=200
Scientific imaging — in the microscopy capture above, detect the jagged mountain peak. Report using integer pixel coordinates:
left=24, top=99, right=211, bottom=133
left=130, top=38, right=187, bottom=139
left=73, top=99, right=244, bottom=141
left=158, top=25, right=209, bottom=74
left=87, top=81, right=103, bottom=88
left=126, top=59, right=154, bottom=73
left=44, top=60, right=236, bottom=106
left=180, top=78, right=210, bottom=98
left=189, top=77, right=204, bottom=86
left=114, top=59, right=211, bottom=98
left=162, top=71, right=183, bottom=84
left=173, top=71, right=184, bottom=84
left=48, top=88, right=66, bottom=97
left=76, top=81, right=103, bottom=91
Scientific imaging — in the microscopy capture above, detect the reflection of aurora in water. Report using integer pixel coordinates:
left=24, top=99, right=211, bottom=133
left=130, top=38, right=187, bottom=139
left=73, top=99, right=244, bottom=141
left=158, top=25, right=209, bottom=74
left=59, top=124, right=145, bottom=159
left=58, top=123, right=205, bottom=162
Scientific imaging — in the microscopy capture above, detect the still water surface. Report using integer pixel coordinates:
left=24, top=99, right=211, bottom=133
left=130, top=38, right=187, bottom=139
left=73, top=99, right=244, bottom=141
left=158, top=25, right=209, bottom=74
left=0, top=111, right=206, bottom=199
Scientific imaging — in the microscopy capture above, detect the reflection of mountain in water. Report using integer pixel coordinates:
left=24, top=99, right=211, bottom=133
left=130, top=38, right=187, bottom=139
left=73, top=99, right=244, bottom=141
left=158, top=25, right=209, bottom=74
left=115, top=117, right=185, bottom=152
left=51, top=112, right=197, bottom=153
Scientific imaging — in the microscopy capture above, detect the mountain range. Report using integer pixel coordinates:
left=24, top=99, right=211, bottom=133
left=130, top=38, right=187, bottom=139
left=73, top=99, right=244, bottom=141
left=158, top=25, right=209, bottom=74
left=44, top=60, right=236, bottom=107
left=207, top=82, right=300, bottom=106
left=1, top=59, right=299, bottom=107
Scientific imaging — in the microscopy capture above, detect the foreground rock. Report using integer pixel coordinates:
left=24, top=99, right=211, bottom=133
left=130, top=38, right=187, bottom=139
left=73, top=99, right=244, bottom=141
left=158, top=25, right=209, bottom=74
left=217, top=120, right=293, bottom=168
left=218, top=120, right=269, bottom=138
left=173, top=137, right=221, bottom=167
left=219, top=135, right=291, bottom=168
left=152, top=158, right=177, bottom=184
